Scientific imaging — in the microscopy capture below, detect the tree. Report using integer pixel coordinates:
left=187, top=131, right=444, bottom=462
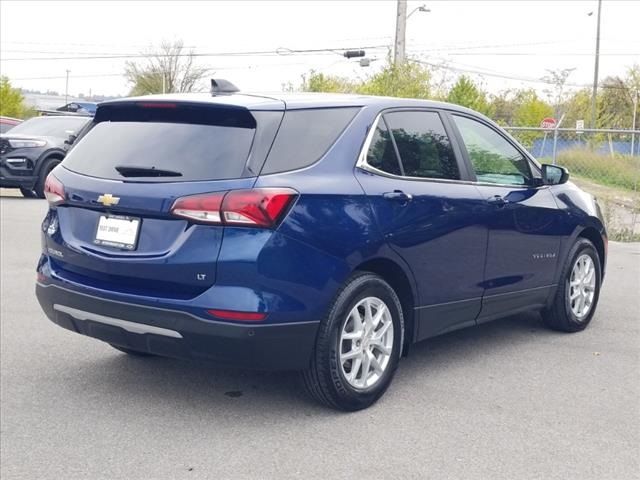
left=512, top=89, right=553, bottom=127
left=358, top=61, right=431, bottom=99
left=124, top=40, right=210, bottom=96
left=299, top=60, right=431, bottom=99
left=562, top=88, right=592, bottom=128
left=489, top=90, right=518, bottom=125
left=446, top=76, right=492, bottom=116
left=542, top=68, right=575, bottom=118
left=301, top=71, right=357, bottom=93
left=0, top=76, right=29, bottom=118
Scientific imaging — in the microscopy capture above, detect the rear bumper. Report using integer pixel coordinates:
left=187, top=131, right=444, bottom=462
left=36, top=282, right=319, bottom=371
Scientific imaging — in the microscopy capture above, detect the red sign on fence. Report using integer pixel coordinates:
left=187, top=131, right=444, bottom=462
left=540, top=117, right=557, bottom=130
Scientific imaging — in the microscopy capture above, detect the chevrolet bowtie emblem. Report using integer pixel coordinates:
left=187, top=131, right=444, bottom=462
left=97, top=194, right=120, bottom=207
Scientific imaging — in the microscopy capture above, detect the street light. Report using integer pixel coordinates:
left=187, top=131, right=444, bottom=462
left=407, top=4, right=430, bottom=19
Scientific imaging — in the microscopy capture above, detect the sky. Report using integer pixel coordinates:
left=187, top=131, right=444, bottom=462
left=1, top=0, right=638, bottom=99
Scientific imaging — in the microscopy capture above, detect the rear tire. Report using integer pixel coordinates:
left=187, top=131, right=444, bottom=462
left=19, top=187, right=37, bottom=198
left=34, top=158, right=61, bottom=199
left=542, top=238, right=601, bottom=332
left=109, top=344, right=154, bottom=357
left=302, top=272, right=404, bottom=411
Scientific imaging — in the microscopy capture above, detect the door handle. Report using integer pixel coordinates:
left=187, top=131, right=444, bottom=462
left=383, top=191, right=413, bottom=203
left=487, top=195, right=508, bottom=207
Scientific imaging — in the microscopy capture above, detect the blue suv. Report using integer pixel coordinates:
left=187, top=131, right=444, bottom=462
left=36, top=83, right=607, bottom=410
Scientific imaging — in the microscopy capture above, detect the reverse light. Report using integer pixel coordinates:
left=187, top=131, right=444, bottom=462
left=170, top=188, right=297, bottom=228
left=44, top=174, right=65, bottom=206
left=206, top=309, right=267, bottom=322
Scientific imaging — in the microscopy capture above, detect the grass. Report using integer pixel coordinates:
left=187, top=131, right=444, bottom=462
left=542, top=148, right=640, bottom=191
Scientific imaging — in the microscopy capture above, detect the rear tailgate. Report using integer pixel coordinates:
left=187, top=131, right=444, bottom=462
left=44, top=100, right=284, bottom=299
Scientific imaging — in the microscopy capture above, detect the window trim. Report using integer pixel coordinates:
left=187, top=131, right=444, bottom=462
left=356, top=108, right=472, bottom=184
left=445, top=111, right=543, bottom=188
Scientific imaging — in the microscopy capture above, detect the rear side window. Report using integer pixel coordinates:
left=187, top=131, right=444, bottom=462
left=366, top=121, right=402, bottom=175
left=261, top=108, right=359, bottom=175
left=383, top=111, right=460, bottom=180
left=62, top=105, right=266, bottom=182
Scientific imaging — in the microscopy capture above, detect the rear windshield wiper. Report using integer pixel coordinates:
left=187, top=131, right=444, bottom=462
left=115, top=165, right=182, bottom=178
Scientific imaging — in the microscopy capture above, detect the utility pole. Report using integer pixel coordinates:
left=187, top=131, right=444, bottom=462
left=590, top=0, right=602, bottom=128
left=393, top=0, right=407, bottom=65
left=632, top=89, right=638, bottom=156
left=65, top=69, right=70, bottom=105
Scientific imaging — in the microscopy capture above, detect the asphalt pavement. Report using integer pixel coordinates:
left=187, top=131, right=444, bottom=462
left=1, top=192, right=639, bottom=480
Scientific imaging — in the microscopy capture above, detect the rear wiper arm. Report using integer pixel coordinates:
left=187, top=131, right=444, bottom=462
left=115, top=165, right=182, bottom=178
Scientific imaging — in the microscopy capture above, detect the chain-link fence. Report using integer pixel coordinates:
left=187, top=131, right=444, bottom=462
left=505, top=127, right=640, bottom=241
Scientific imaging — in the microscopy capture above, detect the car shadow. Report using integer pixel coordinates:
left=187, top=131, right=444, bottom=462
left=72, top=311, right=555, bottom=417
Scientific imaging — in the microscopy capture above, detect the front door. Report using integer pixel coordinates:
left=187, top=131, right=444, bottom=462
left=449, top=114, right=563, bottom=322
left=356, top=109, right=488, bottom=340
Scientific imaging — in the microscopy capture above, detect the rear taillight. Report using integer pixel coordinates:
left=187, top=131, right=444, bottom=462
left=44, top=174, right=65, bottom=206
left=170, top=188, right=297, bottom=228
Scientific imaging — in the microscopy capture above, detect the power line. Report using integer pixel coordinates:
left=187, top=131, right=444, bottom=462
left=413, top=59, right=631, bottom=90
left=0, top=44, right=392, bottom=62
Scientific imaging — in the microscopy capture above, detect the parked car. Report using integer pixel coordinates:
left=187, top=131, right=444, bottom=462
left=0, top=116, right=22, bottom=134
left=35, top=84, right=607, bottom=411
left=56, top=101, right=98, bottom=115
left=0, top=115, right=90, bottom=197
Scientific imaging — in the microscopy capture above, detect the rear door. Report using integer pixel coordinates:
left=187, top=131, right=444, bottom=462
left=355, top=109, right=488, bottom=340
left=448, top=113, right=563, bottom=321
left=46, top=101, right=283, bottom=299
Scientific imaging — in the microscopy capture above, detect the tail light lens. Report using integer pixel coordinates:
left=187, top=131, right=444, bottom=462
left=171, top=188, right=297, bottom=228
left=44, top=174, right=65, bottom=206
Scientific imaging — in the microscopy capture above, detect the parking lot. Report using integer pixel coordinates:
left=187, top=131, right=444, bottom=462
left=1, top=192, right=639, bottom=480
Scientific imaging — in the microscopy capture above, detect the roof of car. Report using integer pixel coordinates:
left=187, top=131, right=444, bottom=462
left=100, top=91, right=481, bottom=115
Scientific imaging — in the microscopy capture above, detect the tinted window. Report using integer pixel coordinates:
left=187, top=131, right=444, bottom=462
left=384, top=111, right=460, bottom=180
left=453, top=115, right=531, bottom=185
left=261, top=108, right=359, bottom=174
left=366, top=120, right=401, bottom=175
left=63, top=121, right=255, bottom=182
left=8, top=116, right=89, bottom=138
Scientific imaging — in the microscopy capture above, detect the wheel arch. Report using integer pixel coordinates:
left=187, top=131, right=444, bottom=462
left=35, top=151, right=65, bottom=177
left=353, top=256, right=418, bottom=352
left=577, top=226, right=607, bottom=279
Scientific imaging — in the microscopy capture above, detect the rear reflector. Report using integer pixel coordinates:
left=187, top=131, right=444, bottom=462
left=44, top=174, right=65, bottom=206
left=171, top=188, right=297, bottom=228
left=206, top=309, right=267, bottom=322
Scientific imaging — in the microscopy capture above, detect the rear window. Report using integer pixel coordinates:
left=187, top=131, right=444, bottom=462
left=62, top=105, right=266, bottom=182
left=261, top=107, right=359, bottom=175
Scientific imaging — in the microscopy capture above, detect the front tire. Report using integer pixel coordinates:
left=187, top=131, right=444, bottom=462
left=542, top=238, right=602, bottom=332
left=303, top=272, right=404, bottom=411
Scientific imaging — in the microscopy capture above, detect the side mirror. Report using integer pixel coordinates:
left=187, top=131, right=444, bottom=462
left=64, top=134, right=78, bottom=146
left=542, top=164, right=569, bottom=185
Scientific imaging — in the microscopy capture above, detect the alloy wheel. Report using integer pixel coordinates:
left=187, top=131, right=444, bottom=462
left=339, top=297, right=394, bottom=390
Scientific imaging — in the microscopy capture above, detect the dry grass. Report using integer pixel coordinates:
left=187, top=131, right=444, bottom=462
left=544, top=149, right=640, bottom=191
